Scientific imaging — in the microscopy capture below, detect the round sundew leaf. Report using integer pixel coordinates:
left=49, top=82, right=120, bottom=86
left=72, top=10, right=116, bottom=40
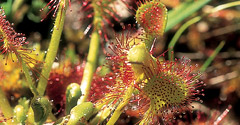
left=143, top=73, right=189, bottom=111
left=136, top=0, right=168, bottom=37
left=137, top=56, right=204, bottom=124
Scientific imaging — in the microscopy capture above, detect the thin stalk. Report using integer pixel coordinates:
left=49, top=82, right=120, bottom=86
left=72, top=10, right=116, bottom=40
left=106, top=84, right=134, bottom=125
left=78, top=9, right=101, bottom=104
left=200, top=41, right=225, bottom=72
left=89, top=105, right=112, bottom=125
left=166, top=0, right=210, bottom=32
left=11, top=0, right=23, bottom=17
left=168, top=1, right=240, bottom=61
left=211, top=1, right=240, bottom=13
left=89, top=99, right=116, bottom=124
left=168, top=16, right=201, bottom=60
left=22, top=60, right=39, bottom=96
left=37, top=1, right=67, bottom=96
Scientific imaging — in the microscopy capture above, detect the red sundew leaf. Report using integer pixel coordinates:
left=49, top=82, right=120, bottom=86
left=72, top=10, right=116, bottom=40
left=89, top=72, right=116, bottom=102
left=93, top=25, right=139, bottom=113
left=0, top=8, right=43, bottom=82
left=0, top=8, right=40, bottom=64
left=135, top=0, right=167, bottom=36
left=131, top=55, right=204, bottom=124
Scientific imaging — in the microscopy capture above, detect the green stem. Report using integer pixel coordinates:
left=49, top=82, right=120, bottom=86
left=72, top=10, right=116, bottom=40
left=0, top=87, right=13, bottom=119
left=106, top=84, right=134, bottom=125
left=90, top=106, right=112, bottom=125
left=78, top=30, right=100, bottom=103
left=89, top=99, right=115, bottom=124
left=168, top=16, right=201, bottom=60
left=11, top=0, right=23, bottom=17
left=22, top=61, right=39, bottom=96
left=211, top=1, right=240, bottom=13
left=37, top=1, right=67, bottom=96
left=78, top=10, right=101, bottom=104
left=200, top=41, right=225, bottom=72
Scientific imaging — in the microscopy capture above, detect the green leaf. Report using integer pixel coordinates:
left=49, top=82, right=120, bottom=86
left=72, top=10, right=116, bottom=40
left=0, top=0, right=12, bottom=17
left=166, top=0, right=210, bottom=32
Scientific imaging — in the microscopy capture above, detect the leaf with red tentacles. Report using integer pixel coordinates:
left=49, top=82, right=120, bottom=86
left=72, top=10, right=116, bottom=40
left=41, top=0, right=71, bottom=22
left=78, top=0, right=134, bottom=41
left=127, top=43, right=205, bottom=124
left=0, top=8, right=42, bottom=78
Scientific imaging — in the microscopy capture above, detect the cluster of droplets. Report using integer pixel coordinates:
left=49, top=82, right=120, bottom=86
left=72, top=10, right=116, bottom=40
left=0, top=9, right=25, bottom=64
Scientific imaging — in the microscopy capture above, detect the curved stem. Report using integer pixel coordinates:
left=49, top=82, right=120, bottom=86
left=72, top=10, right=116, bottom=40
left=22, top=61, right=38, bottom=96
left=106, top=84, right=134, bottom=125
left=37, top=1, right=67, bottom=96
left=211, top=1, right=240, bottom=13
left=168, top=16, right=201, bottom=61
left=90, top=99, right=115, bottom=124
left=90, top=106, right=112, bottom=125
left=78, top=7, right=101, bottom=104
left=78, top=29, right=100, bottom=103
left=168, top=1, right=240, bottom=61
left=200, top=41, right=225, bottom=72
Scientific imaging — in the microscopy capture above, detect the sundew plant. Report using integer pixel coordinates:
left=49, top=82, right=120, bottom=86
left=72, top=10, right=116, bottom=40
left=0, top=0, right=240, bottom=124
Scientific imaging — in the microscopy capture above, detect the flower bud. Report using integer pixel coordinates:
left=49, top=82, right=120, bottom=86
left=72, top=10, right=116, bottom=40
left=14, top=105, right=26, bottom=123
left=31, top=96, right=52, bottom=124
left=66, top=83, right=82, bottom=114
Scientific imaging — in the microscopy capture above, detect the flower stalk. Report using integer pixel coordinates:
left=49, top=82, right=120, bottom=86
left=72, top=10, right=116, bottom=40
left=22, top=60, right=39, bottom=96
left=37, top=0, right=68, bottom=96
left=107, top=83, right=134, bottom=125
left=78, top=4, right=101, bottom=104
